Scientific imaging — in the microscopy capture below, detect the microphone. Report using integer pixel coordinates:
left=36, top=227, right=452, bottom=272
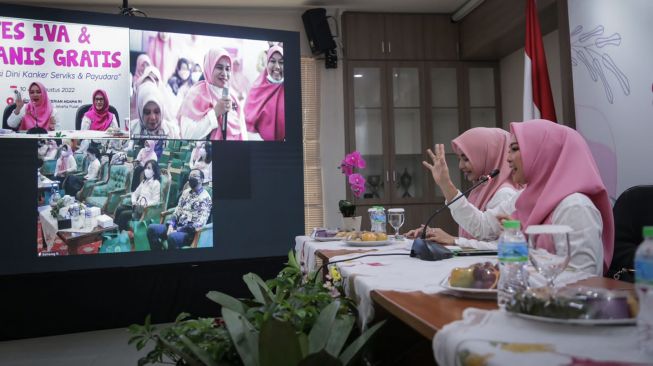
left=221, top=87, right=229, bottom=141
left=410, top=168, right=500, bottom=261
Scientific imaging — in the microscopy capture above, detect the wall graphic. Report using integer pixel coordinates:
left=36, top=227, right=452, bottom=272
left=569, top=0, right=653, bottom=202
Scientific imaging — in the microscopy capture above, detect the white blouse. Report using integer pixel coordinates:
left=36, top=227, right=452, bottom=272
left=448, top=190, right=604, bottom=275
left=453, top=186, right=519, bottom=250
left=54, top=155, right=77, bottom=177
left=7, top=106, right=61, bottom=130
left=129, top=118, right=180, bottom=139
left=80, top=115, right=118, bottom=131
left=131, top=178, right=161, bottom=207
left=179, top=109, right=248, bottom=140
left=84, top=159, right=101, bottom=180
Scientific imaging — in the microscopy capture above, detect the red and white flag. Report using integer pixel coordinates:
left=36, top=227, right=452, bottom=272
left=523, top=0, right=557, bottom=122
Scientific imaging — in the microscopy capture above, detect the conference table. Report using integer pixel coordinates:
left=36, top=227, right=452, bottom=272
left=295, top=236, right=648, bottom=365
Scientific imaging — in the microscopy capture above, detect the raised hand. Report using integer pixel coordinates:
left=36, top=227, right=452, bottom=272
left=423, top=144, right=458, bottom=201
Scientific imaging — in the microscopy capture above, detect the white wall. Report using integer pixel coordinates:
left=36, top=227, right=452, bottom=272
left=500, top=30, right=563, bottom=128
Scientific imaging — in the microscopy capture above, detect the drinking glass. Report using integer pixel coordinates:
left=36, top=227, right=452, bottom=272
left=525, top=225, right=572, bottom=289
left=387, top=208, right=405, bottom=240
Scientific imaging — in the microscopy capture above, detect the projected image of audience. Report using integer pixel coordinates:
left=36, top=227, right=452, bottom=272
left=37, top=139, right=213, bottom=256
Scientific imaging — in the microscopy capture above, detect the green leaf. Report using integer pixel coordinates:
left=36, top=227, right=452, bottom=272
left=259, top=318, right=303, bottom=366
left=307, top=300, right=340, bottom=354
left=243, top=273, right=273, bottom=305
left=324, top=316, right=355, bottom=357
left=222, top=307, right=259, bottom=366
left=206, top=291, right=249, bottom=315
left=175, top=312, right=191, bottom=322
left=159, top=338, right=202, bottom=366
left=338, top=320, right=385, bottom=366
left=298, top=350, right=342, bottom=366
left=178, top=334, right=219, bottom=366
left=287, top=250, right=301, bottom=271
left=298, top=333, right=309, bottom=358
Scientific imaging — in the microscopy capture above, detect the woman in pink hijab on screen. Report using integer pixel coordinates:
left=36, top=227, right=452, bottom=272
left=7, top=82, right=60, bottom=131
left=406, top=128, right=519, bottom=249
left=426, top=120, right=614, bottom=275
left=80, top=90, right=117, bottom=131
left=177, top=47, right=246, bottom=140
left=244, top=45, right=285, bottom=141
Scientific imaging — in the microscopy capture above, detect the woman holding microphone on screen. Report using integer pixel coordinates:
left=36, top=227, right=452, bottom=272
left=8, top=82, right=60, bottom=132
left=177, top=47, right=246, bottom=140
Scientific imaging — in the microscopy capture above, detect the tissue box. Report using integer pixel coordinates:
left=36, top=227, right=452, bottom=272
left=89, top=207, right=102, bottom=217
left=96, top=215, right=114, bottom=228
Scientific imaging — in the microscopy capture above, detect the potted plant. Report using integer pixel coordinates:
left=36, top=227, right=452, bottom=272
left=339, top=151, right=366, bottom=231
left=339, top=199, right=360, bottom=232
left=129, top=251, right=384, bottom=366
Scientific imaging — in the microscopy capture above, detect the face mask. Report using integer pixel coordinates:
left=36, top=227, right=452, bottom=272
left=144, top=146, right=151, bottom=152
left=267, top=74, right=284, bottom=84
left=62, top=149, right=70, bottom=156
left=144, top=168, right=154, bottom=179
left=189, top=176, right=200, bottom=189
left=178, top=69, right=190, bottom=80
left=191, top=71, right=202, bottom=83
left=199, top=149, right=206, bottom=158
left=87, top=154, right=96, bottom=161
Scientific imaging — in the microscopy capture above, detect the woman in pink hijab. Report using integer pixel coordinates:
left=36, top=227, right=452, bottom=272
left=426, top=120, right=613, bottom=275
left=177, top=47, right=245, bottom=140
left=81, top=90, right=117, bottom=131
left=54, top=143, right=77, bottom=180
left=244, top=45, right=285, bottom=141
left=406, top=128, right=519, bottom=249
left=133, top=54, right=153, bottom=85
left=8, top=82, right=60, bottom=131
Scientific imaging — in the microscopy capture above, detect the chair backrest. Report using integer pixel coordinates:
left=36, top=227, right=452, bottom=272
left=75, top=104, right=121, bottom=130
left=98, top=161, right=110, bottom=183
left=608, top=185, right=653, bottom=281
left=2, top=104, right=17, bottom=131
left=160, top=172, right=172, bottom=209
left=106, top=164, right=131, bottom=191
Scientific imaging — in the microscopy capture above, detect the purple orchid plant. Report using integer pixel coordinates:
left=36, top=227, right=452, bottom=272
left=340, top=151, right=366, bottom=198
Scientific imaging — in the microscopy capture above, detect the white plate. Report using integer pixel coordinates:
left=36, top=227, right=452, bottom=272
left=512, top=312, right=636, bottom=326
left=344, top=240, right=392, bottom=247
left=439, top=277, right=497, bottom=298
left=313, top=236, right=343, bottom=242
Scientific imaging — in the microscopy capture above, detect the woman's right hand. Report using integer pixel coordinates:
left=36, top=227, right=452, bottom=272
left=423, top=144, right=458, bottom=201
left=14, top=95, right=24, bottom=112
left=213, top=97, right=232, bottom=118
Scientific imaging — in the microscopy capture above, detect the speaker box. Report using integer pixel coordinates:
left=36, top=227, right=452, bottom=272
left=302, top=8, right=336, bottom=55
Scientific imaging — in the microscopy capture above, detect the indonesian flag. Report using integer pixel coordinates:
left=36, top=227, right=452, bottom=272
left=523, top=0, right=557, bottom=121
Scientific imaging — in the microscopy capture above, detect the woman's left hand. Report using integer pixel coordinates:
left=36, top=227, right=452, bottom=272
left=48, top=116, right=56, bottom=131
left=425, top=228, right=457, bottom=245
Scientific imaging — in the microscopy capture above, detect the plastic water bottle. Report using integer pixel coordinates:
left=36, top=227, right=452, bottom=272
left=84, top=209, right=93, bottom=229
left=497, top=220, right=528, bottom=309
left=368, top=207, right=386, bottom=233
left=635, top=226, right=653, bottom=355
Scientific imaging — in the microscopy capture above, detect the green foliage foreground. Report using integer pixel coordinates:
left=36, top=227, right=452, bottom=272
left=129, top=251, right=384, bottom=366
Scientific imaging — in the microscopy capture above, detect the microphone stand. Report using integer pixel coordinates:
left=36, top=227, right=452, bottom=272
left=410, top=169, right=499, bottom=261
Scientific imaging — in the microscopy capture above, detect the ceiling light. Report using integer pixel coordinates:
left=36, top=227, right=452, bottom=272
left=354, top=74, right=363, bottom=78
left=451, top=0, right=485, bottom=23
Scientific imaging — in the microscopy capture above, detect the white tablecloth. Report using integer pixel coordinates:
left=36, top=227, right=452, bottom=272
left=37, top=176, right=58, bottom=189
left=329, top=250, right=591, bottom=330
left=38, top=206, right=98, bottom=248
left=433, top=308, right=651, bottom=366
left=294, top=235, right=412, bottom=273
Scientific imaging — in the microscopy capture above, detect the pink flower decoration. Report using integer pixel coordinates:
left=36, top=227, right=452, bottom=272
left=341, top=151, right=367, bottom=198
left=348, top=173, right=365, bottom=187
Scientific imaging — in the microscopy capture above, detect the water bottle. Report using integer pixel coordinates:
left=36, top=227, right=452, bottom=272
left=497, top=220, right=528, bottom=309
left=368, top=207, right=386, bottom=233
left=635, top=226, right=653, bottom=355
left=85, top=209, right=93, bottom=228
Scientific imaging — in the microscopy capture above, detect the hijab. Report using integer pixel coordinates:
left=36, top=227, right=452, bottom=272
left=84, top=89, right=115, bottom=131
left=510, top=120, right=614, bottom=273
left=136, top=82, right=168, bottom=136
left=244, top=45, right=285, bottom=141
left=21, top=82, right=53, bottom=131
left=177, top=48, right=242, bottom=140
left=451, top=128, right=518, bottom=239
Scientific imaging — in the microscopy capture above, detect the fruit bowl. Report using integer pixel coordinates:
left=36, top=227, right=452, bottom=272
left=440, top=262, right=499, bottom=298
